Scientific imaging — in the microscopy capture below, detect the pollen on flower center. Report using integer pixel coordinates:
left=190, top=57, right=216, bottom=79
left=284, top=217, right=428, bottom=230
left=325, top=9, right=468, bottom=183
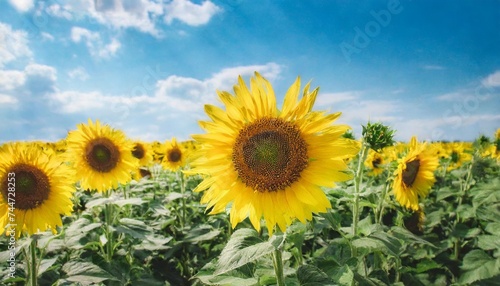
left=4, top=164, right=50, bottom=210
left=402, top=159, right=420, bottom=187
left=85, top=137, right=120, bottom=172
left=232, top=117, right=308, bottom=192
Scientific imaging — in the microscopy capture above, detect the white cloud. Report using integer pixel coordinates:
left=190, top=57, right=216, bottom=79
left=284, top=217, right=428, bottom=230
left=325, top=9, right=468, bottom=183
left=435, top=89, right=492, bottom=102
left=315, top=91, right=361, bottom=107
left=336, top=100, right=400, bottom=123
left=70, top=27, right=121, bottom=58
left=8, top=0, right=34, bottom=12
left=0, top=64, right=57, bottom=98
left=45, top=62, right=282, bottom=140
left=0, top=94, right=18, bottom=105
left=208, top=63, right=282, bottom=91
left=394, top=114, right=500, bottom=142
left=68, top=67, right=89, bottom=81
left=71, top=26, right=99, bottom=42
left=43, top=0, right=221, bottom=37
left=98, top=38, right=121, bottom=58
left=0, top=70, right=25, bottom=90
left=25, top=64, right=57, bottom=81
left=46, top=0, right=164, bottom=36
left=41, top=32, right=55, bottom=41
left=164, top=0, right=221, bottom=26
left=482, top=70, right=500, bottom=87
left=0, top=23, right=32, bottom=67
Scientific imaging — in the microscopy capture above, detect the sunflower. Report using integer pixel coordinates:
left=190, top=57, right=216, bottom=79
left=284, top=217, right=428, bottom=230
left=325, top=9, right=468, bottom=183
left=66, top=119, right=138, bottom=192
left=392, top=136, right=439, bottom=211
left=442, top=142, right=472, bottom=171
left=189, top=73, right=359, bottom=235
left=365, top=149, right=385, bottom=176
left=131, top=141, right=153, bottom=180
left=131, top=141, right=153, bottom=166
left=0, top=143, right=74, bottom=238
left=161, top=138, right=189, bottom=171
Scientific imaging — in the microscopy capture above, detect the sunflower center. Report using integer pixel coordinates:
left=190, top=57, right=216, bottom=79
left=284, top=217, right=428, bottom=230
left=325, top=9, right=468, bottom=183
left=1, top=164, right=51, bottom=210
left=168, top=148, right=182, bottom=163
left=232, top=117, right=308, bottom=192
left=372, top=157, right=382, bottom=168
left=85, top=137, right=120, bottom=172
left=402, top=159, right=420, bottom=187
left=132, top=144, right=145, bottom=160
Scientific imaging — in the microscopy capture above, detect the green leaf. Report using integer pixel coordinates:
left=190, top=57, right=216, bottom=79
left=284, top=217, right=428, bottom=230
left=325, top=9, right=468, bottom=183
left=415, top=259, right=442, bottom=273
left=163, top=192, right=184, bottom=202
left=369, top=231, right=402, bottom=256
left=390, top=226, right=435, bottom=247
left=62, top=261, right=116, bottom=285
left=116, top=218, right=152, bottom=239
left=135, top=234, right=172, bottom=251
left=184, top=225, right=221, bottom=243
left=331, top=265, right=354, bottom=286
left=485, top=222, right=500, bottom=236
left=477, top=235, right=500, bottom=250
left=113, top=197, right=144, bottom=207
left=436, top=187, right=459, bottom=201
left=85, top=197, right=114, bottom=209
left=214, top=228, right=274, bottom=275
left=352, top=237, right=387, bottom=255
left=297, top=265, right=334, bottom=286
left=38, top=258, right=57, bottom=276
left=459, top=250, right=500, bottom=284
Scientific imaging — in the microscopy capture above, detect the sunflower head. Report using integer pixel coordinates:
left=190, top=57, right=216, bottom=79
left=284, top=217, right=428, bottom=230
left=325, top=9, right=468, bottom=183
left=66, top=119, right=138, bottom=192
left=162, top=137, right=189, bottom=171
left=131, top=141, right=153, bottom=167
left=0, top=143, right=74, bottom=238
left=189, top=72, right=360, bottom=235
left=365, top=149, right=385, bottom=176
left=392, top=136, right=439, bottom=211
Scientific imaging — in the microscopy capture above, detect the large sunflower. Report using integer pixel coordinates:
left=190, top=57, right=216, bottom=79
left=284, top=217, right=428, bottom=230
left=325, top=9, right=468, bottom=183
left=0, top=143, right=74, bottom=238
left=66, top=119, right=138, bottom=192
left=161, top=138, right=189, bottom=171
left=189, top=73, right=359, bottom=235
left=392, top=136, right=439, bottom=211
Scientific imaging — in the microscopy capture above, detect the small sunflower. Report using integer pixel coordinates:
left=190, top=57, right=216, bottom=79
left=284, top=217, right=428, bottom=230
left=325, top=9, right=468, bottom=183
left=393, top=136, right=439, bottom=211
left=161, top=138, right=188, bottom=171
left=132, top=141, right=153, bottom=166
left=0, top=143, right=74, bottom=238
left=189, top=73, right=359, bottom=235
left=66, top=119, right=138, bottom=192
left=365, top=149, right=385, bottom=176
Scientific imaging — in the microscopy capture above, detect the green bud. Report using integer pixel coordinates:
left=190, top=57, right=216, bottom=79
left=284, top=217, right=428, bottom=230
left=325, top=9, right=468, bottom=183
left=362, top=122, right=396, bottom=152
left=342, top=129, right=356, bottom=140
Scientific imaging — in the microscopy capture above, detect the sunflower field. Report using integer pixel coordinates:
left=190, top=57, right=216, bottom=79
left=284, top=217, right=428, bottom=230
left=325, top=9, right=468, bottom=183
left=1, top=74, right=500, bottom=286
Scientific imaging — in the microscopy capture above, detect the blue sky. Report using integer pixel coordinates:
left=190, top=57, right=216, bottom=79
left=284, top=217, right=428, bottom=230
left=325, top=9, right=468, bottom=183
left=1, top=0, right=499, bottom=143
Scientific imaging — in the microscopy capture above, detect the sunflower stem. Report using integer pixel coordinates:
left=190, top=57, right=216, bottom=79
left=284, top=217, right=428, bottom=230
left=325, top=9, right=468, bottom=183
left=375, top=181, right=391, bottom=225
left=352, top=142, right=369, bottom=238
left=28, top=235, right=38, bottom=286
left=179, top=170, right=187, bottom=229
left=104, top=190, right=114, bottom=262
left=272, top=248, right=285, bottom=286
